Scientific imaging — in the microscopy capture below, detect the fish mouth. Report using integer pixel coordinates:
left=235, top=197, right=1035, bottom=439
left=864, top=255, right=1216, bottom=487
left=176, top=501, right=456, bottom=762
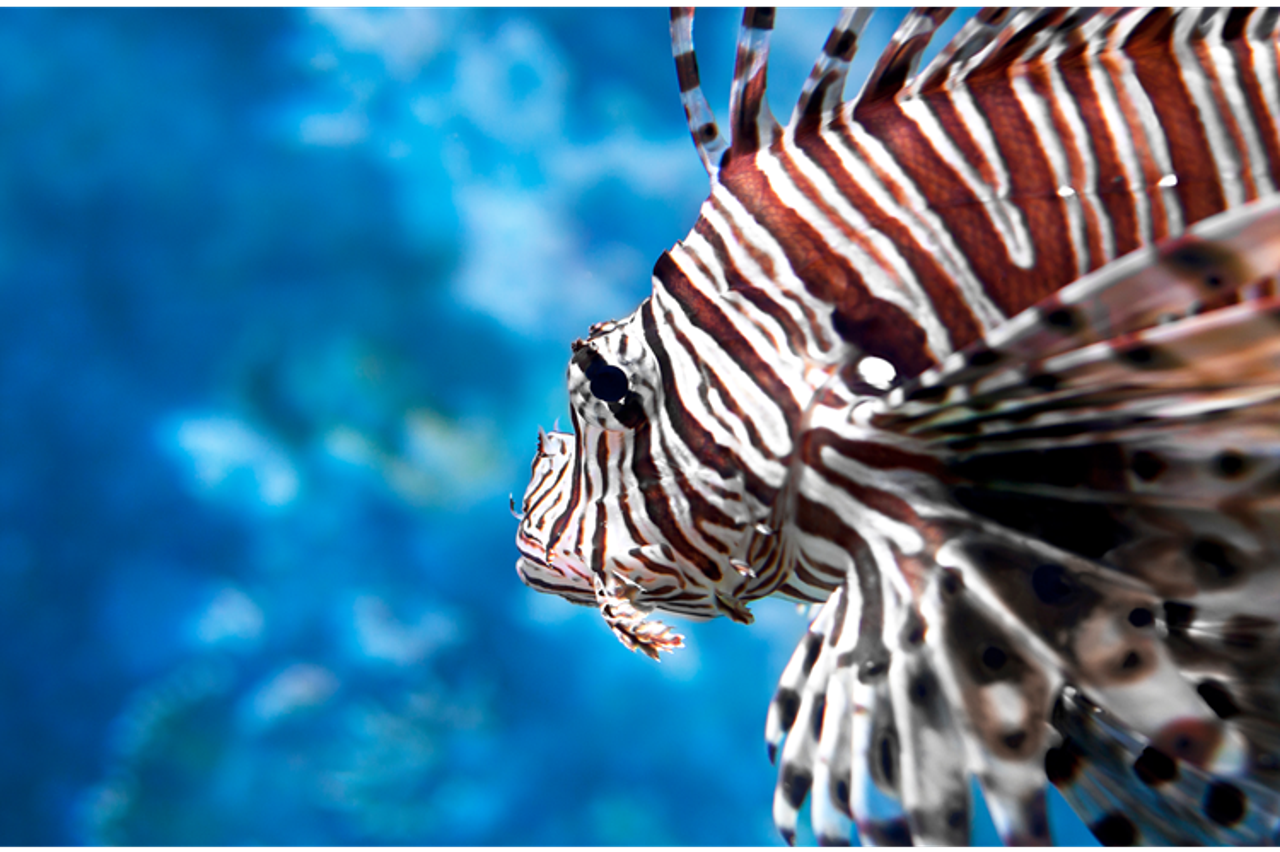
left=514, top=425, right=595, bottom=603
left=515, top=558, right=596, bottom=605
left=514, top=531, right=595, bottom=605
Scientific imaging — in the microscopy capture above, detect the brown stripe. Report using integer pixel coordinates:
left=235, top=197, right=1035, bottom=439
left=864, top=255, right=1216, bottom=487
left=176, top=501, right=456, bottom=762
left=859, top=10, right=953, bottom=107
left=576, top=430, right=600, bottom=557
left=518, top=571, right=594, bottom=604
left=716, top=154, right=936, bottom=379
left=825, top=26, right=858, bottom=62
left=839, top=92, right=1075, bottom=324
left=675, top=50, right=700, bottom=94
left=544, top=408, right=585, bottom=565
left=616, top=493, right=684, bottom=581
left=665, top=304, right=772, bottom=459
left=1055, top=34, right=1143, bottom=260
left=731, top=50, right=768, bottom=157
left=666, top=461, right=734, bottom=558
left=639, top=296, right=739, bottom=479
left=742, top=7, right=775, bottom=31
left=787, top=128, right=986, bottom=353
left=524, top=456, right=569, bottom=519
left=789, top=558, right=838, bottom=599
left=971, top=9, right=1066, bottom=81
left=690, top=218, right=808, bottom=358
left=1193, top=27, right=1256, bottom=202
left=1124, top=9, right=1226, bottom=228
left=799, top=436, right=929, bottom=532
left=705, top=196, right=836, bottom=352
left=979, top=8, right=1011, bottom=27
left=967, top=58, right=1078, bottom=305
left=799, top=70, right=840, bottom=123
left=654, top=249, right=801, bottom=430
left=627, top=414, right=722, bottom=584
left=809, top=428, right=946, bottom=477
left=589, top=432, right=610, bottom=577
left=1228, top=16, right=1280, bottom=189
left=778, top=582, right=828, bottom=602
left=706, top=196, right=776, bottom=279
left=663, top=589, right=713, bottom=603
left=1025, top=57, right=1105, bottom=271
left=792, top=497, right=890, bottom=652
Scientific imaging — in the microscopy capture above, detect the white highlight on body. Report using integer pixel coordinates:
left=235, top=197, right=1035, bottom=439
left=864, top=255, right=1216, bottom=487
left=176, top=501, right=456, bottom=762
left=1047, top=18, right=1117, bottom=264
left=857, top=356, right=897, bottom=390
left=1015, top=72, right=1091, bottom=277
left=1088, top=12, right=1157, bottom=246
left=881, top=100, right=1016, bottom=333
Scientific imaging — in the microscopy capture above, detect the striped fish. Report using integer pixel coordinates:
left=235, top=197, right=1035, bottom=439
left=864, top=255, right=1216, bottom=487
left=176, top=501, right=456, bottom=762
left=515, top=7, right=1280, bottom=845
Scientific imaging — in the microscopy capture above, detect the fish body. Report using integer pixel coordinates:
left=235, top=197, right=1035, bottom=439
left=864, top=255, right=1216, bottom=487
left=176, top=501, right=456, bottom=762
left=516, top=7, right=1280, bottom=845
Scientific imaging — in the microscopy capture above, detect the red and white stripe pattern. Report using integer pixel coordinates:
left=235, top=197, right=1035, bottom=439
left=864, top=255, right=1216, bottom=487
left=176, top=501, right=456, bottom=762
left=516, top=7, right=1280, bottom=844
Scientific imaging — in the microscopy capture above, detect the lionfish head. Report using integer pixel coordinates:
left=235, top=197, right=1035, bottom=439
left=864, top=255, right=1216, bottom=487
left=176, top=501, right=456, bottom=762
left=515, top=311, right=749, bottom=659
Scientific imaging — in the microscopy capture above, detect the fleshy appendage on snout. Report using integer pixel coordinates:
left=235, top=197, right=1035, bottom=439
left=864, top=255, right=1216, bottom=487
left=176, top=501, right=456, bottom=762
left=514, top=428, right=684, bottom=660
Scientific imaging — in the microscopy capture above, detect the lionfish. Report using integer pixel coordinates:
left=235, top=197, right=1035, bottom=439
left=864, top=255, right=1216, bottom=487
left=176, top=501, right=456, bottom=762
left=514, top=7, right=1280, bottom=846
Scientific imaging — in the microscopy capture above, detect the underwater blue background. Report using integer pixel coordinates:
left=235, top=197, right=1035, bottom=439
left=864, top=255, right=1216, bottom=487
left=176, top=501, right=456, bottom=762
left=0, top=7, right=1099, bottom=845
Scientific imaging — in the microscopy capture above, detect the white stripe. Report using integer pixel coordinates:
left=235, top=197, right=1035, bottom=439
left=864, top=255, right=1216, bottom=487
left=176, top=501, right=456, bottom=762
left=900, top=78, right=1036, bottom=270
left=703, top=184, right=846, bottom=356
left=652, top=269, right=795, bottom=465
left=1173, top=10, right=1245, bottom=209
left=679, top=230, right=813, bottom=363
left=788, top=118, right=1006, bottom=338
left=1088, top=11, right=1155, bottom=245
left=842, top=99, right=1010, bottom=334
left=1249, top=10, right=1280, bottom=176
left=1206, top=11, right=1276, bottom=198
left=757, top=133, right=956, bottom=360
left=1011, top=72, right=1090, bottom=278
left=797, top=460, right=924, bottom=578
left=670, top=225, right=828, bottom=399
left=708, top=182, right=839, bottom=328
left=1042, top=24, right=1116, bottom=265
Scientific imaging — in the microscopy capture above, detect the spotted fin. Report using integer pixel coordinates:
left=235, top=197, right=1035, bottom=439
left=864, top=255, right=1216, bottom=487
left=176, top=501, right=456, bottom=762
left=1048, top=686, right=1280, bottom=844
left=767, top=584, right=916, bottom=846
left=767, top=586, right=839, bottom=845
left=767, top=536, right=1062, bottom=846
left=859, top=196, right=1280, bottom=844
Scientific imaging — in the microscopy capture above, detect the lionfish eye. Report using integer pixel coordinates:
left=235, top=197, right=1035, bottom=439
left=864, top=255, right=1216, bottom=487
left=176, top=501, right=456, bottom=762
left=586, top=360, right=628, bottom=402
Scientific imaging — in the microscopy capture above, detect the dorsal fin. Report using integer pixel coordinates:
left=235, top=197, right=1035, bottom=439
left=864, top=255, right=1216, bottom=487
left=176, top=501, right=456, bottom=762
left=669, top=7, right=785, bottom=175
left=852, top=8, right=952, bottom=114
left=910, top=7, right=1018, bottom=96
left=791, top=8, right=873, bottom=128
left=676, top=5, right=1280, bottom=383
left=959, top=8, right=1075, bottom=83
left=669, top=7, right=728, bottom=177
left=727, top=7, right=781, bottom=161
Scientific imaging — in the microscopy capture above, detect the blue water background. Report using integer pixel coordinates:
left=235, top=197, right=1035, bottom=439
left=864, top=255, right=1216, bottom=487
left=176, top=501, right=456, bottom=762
left=0, top=8, right=1097, bottom=845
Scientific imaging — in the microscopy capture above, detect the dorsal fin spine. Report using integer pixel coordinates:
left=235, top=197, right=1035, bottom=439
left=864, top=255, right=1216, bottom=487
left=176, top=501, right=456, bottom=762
left=670, top=7, right=728, bottom=178
left=852, top=8, right=952, bottom=114
left=791, top=8, right=873, bottom=129
left=728, top=7, right=781, bottom=160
